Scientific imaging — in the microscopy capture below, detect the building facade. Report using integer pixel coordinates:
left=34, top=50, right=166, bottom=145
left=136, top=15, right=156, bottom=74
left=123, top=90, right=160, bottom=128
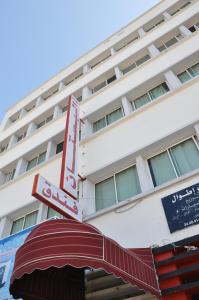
left=0, top=0, right=199, bottom=299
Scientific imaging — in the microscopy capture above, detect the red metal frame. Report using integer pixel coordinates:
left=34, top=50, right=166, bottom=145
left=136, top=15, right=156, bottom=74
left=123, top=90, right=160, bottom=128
left=60, top=96, right=72, bottom=197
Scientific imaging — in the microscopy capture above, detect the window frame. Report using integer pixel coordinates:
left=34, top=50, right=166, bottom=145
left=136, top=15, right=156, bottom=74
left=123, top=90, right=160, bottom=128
left=93, top=107, right=124, bottom=133
left=10, top=210, right=38, bottom=235
left=26, top=151, right=46, bottom=171
left=177, top=62, right=199, bottom=83
left=132, top=82, right=169, bottom=110
left=5, top=169, right=16, bottom=183
left=95, top=164, right=140, bottom=211
left=17, top=131, right=27, bottom=143
left=37, top=114, right=54, bottom=129
left=148, top=136, right=199, bottom=187
left=157, top=33, right=183, bottom=52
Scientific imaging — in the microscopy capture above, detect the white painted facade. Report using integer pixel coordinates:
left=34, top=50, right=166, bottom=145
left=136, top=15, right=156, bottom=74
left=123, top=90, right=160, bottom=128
left=0, top=0, right=199, bottom=254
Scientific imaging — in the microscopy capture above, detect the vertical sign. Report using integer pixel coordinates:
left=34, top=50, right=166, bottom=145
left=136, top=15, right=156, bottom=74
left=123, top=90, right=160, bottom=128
left=60, top=95, right=80, bottom=200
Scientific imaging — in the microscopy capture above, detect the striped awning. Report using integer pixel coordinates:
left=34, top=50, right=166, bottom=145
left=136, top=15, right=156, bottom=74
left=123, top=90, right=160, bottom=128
left=10, top=219, right=160, bottom=299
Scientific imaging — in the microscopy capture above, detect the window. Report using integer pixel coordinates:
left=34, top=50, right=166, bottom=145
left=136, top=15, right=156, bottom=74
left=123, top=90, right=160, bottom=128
left=177, top=62, right=199, bottom=83
left=62, top=105, right=67, bottom=113
left=133, top=82, right=169, bottom=109
left=122, top=63, right=136, bottom=75
left=157, top=34, right=183, bottom=52
left=17, top=131, right=27, bottom=143
left=188, top=23, right=199, bottom=33
left=170, top=1, right=191, bottom=16
left=122, top=54, right=150, bottom=75
left=93, top=75, right=116, bottom=93
left=0, top=144, right=8, bottom=154
left=43, top=88, right=59, bottom=101
left=148, top=138, right=199, bottom=187
left=91, top=54, right=111, bottom=69
left=144, top=18, right=165, bottom=33
left=93, top=108, right=123, bottom=133
left=37, top=115, right=53, bottom=129
left=116, top=36, right=139, bottom=52
left=56, top=141, right=64, bottom=154
left=77, top=95, right=82, bottom=102
left=26, top=151, right=46, bottom=171
left=47, top=207, right=63, bottom=219
left=26, top=104, right=35, bottom=112
left=10, top=211, right=38, bottom=235
left=4, top=169, right=16, bottom=183
left=95, top=165, right=141, bottom=211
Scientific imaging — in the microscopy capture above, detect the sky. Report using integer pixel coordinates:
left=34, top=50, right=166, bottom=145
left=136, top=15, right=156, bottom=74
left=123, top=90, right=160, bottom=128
left=0, top=0, right=159, bottom=121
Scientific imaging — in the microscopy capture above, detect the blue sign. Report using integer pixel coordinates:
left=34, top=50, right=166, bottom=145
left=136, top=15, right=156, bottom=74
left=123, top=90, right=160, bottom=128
left=0, top=226, right=35, bottom=300
left=162, top=183, right=199, bottom=233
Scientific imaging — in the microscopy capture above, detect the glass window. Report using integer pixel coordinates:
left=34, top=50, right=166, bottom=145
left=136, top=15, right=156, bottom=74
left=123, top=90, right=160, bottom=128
left=23, top=211, right=38, bottom=229
left=26, top=152, right=46, bottom=171
left=37, top=121, right=45, bottom=129
left=170, top=139, right=199, bottom=176
left=95, top=165, right=140, bottom=211
left=106, top=108, right=123, bottom=125
left=180, top=1, right=191, bottom=9
left=149, top=82, right=169, bottom=100
left=26, top=157, right=37, bottom=171
left=93, top=81, right=106, bottom=93
left=5, top=169, right=16, bottom=183
left=77, top=95, right=82, bottom=102
left=56, top=141, right=64, bottom=154
left=93, top=117, right=106, bottom=133
left=134, top=94, right=151, bottom=109
left=149, top=151, right=177, bottom=186
left=188, top=26, right=196, bottom=33
left=188, top=63, right=199, bottom=77
left=47, top=207, right=63, bottom=219
left=115, top=166, right=140, bottom=202
left=177, top=63, right=199, bottom=84
left=165, top=37, right=178, bottom=48
left=158, top=44, right=166, bottom=52
left=148, top=138, right=199, bottom=187
left=107, top=75, right=116, bottom=84
left=10, top=211, right=38, bottom=235
left=95, top=177, right=116, bottom=211
left=62, top=106, right=67, bottom=113
left=122, top=63, right=136, bottom=75
left=37, top=152, right=46, bottom=165
left=177, top=71, right=191, bottom=83
left=46, top=115, right=53, bottom=123
left=136, top=54, right=150, bottom=66
left=10, top=217, right=24, bottom=235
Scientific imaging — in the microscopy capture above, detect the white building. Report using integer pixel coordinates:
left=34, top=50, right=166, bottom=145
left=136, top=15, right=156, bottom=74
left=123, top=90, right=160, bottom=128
left=1, top=0, right=199, bottom=299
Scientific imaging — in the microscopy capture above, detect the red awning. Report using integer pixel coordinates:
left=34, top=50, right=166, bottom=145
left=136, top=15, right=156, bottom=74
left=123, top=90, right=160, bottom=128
left=10, top=219, right=160, bottom=299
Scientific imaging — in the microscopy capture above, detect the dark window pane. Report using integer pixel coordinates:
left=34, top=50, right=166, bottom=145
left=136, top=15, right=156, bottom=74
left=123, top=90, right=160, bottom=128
left=56, top=141, right=64, bottom=154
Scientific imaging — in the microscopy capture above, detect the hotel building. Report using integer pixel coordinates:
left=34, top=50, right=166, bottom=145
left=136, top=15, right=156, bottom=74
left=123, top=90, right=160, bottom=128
left=1, top=0, right=199, bottom=299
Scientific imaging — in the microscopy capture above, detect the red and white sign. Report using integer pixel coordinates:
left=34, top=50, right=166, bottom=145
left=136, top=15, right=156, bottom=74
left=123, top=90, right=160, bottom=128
left=32, top=174, right=82, bottom=221
left=60, top=95, right=80, bottom=200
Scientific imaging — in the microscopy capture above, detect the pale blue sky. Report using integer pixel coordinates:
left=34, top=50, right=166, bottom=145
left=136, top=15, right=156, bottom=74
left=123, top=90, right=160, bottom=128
left=0, top=0, right=159, bottom=121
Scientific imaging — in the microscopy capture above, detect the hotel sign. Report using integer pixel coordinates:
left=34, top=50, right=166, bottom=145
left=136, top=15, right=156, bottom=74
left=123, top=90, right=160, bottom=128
left=162, top=183, right=199, bottom=233
left=60, top=95, right=80, bottom=200
left=32, top=174, right=82, bottom=221
left=32, top=95, right=82, bottom=222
